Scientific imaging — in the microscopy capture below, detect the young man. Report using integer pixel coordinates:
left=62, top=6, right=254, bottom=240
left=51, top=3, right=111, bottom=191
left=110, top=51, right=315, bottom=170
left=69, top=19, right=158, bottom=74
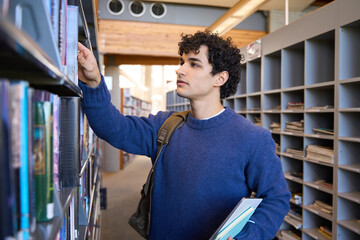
left=77, top=31, right=290, bottom=240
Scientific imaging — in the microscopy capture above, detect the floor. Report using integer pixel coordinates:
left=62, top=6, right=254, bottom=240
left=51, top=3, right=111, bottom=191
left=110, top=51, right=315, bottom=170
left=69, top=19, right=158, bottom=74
left=100, top=155, right=152, bottom=240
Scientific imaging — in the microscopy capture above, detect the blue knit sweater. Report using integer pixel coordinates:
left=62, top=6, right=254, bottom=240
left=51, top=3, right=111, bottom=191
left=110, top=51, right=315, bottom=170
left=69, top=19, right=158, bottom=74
left=79, top=79, right=290, bottom=240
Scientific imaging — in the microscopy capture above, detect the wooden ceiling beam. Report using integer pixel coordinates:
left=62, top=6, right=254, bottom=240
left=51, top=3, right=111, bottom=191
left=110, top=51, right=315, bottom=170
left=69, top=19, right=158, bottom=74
left=104, top=54, right=180, bottom=65
left=98, top=19, right=267, bottom=58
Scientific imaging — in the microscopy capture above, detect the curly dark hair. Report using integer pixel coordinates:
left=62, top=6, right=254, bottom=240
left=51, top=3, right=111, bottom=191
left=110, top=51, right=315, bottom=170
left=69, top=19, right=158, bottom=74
left=178, top=30, right=242, bottom=99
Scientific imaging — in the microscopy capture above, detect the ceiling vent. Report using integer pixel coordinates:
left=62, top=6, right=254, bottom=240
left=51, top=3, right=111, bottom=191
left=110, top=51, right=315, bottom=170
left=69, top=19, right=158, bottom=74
left=150, top=3, right=167, bottom=19
left=128, top=1, right=146, bottom=17
left=107, top=0, right=125, bottom=15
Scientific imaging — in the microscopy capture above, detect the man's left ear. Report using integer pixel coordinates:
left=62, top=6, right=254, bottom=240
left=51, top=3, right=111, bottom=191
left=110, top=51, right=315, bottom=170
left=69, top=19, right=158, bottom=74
left=214, top=71, right=229, bottom=87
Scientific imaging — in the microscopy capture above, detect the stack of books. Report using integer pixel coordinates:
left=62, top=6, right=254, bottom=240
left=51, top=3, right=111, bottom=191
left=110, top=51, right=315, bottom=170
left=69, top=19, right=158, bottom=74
left=313, top=128, right=334, bottom=135
left=285, top=148, right=304, bottom=158
left=291, top=193, right=302, bottom=205
left=275, top=141, right=280, bottom=153
left=309, top=200, right=333, bottom=215
left=284, top=120, right=304, bottom=134
left=284, top=210, right=302, bottom=230
left=278, top=230, right=301, bottom=240
left=305, top=145, right=334, bottom=164
left=288, top=102, right=304, bottom=110
left=270, top=122, right=281, bottom=132
left=254, top=117, right=261, bottom=127
left=318, top=226, right=332, bottom=239
left=314, top=179, right=333, bottom=189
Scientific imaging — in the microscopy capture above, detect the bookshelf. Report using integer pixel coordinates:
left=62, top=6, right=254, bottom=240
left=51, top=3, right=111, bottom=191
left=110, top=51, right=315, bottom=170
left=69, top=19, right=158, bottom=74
left=120, top=88, right=152, bottom=169
left=165, top=0, right=360, bottom=239
left=166, top=90, right=190, bottom=112
left=0, top=0, right=102, bottom=240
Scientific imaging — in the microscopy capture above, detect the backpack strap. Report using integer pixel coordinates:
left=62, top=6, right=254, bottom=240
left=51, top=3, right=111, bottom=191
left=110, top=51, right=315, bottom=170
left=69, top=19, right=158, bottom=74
left=143, top=110, right=189, bottom=195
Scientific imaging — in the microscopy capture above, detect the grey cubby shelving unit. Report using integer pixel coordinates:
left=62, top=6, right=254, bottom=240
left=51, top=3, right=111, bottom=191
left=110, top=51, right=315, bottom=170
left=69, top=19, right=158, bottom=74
left=224, top=0, right=360, bottom=239
left=166, top=90, right=191, bottom=112
left=1, top=0, right=102, bottom=239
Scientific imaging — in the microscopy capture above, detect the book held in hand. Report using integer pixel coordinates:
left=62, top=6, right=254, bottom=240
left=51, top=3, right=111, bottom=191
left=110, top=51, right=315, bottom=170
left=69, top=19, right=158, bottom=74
left=209, top=198, right=262, bottom=240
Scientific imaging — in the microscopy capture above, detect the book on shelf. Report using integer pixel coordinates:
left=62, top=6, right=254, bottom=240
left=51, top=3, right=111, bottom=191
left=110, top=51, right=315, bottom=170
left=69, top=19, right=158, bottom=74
left=59, top=0, right=67, bottom=67
left=284, top=148, right=304, bottom=158
left=306, top=105, right=334, bottom=111
left=314, top=179, right=333, bottom=189
left=309, top=200, right=333, bottom=215
left=313, top=128, right=334, bottom=135
left=278, top=230, right=301, bottom=240
left=287, top=102, right=304, bottom=110
left=318, top=225, right=332, bottom=239
left=285, top=171, right=303, bottom=179
left=290, top=193, right=302, bottom=205
left=10, top=81, right=32, bottom=239
left=50, top=0, right=60, bottom=48
left=270, top=122, right=281, bottom=132
left=284, top=120, right=304, bottom=134
left=305, top=145, right=334, bottom=164
left=0, top=79, right=17, bottom=239
left=284, top=213, right=302, bottom=230
left=33, top=90, right=54, bottom=222
left=64, top=5, right=79, bottom=84
left=209, top=198, right=262, bottom=240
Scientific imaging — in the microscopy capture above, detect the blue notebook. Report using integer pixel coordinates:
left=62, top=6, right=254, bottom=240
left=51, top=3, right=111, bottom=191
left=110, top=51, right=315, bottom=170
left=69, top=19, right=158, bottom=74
left=210, top=198, right=262, bottom=240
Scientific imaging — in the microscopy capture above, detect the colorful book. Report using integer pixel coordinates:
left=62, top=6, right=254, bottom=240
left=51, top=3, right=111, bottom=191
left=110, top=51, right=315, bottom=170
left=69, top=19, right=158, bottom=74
left=33, top=95, right=54, bottom=222
left=210, top=198, right=262, bottom=240
left=65, top=5, right=79, bottom=84
left=0, top=79, right=17, bottom=239
left=10, top=82, right=31, bottom=239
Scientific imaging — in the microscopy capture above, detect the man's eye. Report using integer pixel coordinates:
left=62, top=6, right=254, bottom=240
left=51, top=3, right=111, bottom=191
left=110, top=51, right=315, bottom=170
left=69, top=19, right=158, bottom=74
left=191, top=63, right=199, bottom=67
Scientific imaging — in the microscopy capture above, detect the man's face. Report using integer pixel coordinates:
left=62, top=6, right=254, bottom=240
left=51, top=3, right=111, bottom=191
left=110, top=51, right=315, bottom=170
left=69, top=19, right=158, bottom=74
left=176, top=45, right=219, bottom=101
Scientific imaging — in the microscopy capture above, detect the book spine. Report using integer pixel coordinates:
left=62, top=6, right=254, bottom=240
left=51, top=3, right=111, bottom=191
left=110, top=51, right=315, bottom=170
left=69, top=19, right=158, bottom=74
left=19, top=82, right=30, bottom=239
left=65, top=5, right=79, bottom=84
left=59, top=0, right=68, bottom=69
left=0, top=80, right=17, bottom=239
left=33, top=97, right=54, bottom=222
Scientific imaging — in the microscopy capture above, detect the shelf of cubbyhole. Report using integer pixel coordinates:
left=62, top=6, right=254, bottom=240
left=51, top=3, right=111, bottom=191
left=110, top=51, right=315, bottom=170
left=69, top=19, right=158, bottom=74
left=281, top=112, right=304, bottom=137
left=338, top=111, right=360, bottom=142
left=337, top=197, right=360, bottom=237
left=233, top=97, right=247, bottom=114
left=246, top=58, right=261, bottom=94
left=304, top=112, right=334, bottom=140
left=282, top=42, right=304, bottom=89
left=282, top=155, right=303, bottom=185
left=238, top=64, right=247, bottom=95
left=280, top=134, right=304, bottom=161
left=282, top=89, right=304, bottom=114
left=305, top=30, right=335, bottom=86
left=339, top=78, right=360, bottom=112
left=286, top=177, right=303, bottom=207
left=263, top=50, right=281, bottom=91
left=263, top=113, right=281, bottom=134
left=246, top=95, right=261, bottom=113
left=305, top=84, right=335, bottom=116
left=263, top=92, right=281, bottom=113
left=304, top=137, right=334, bottom=168
left=302, top=207, right=333, bottom=240
left=339, top=19, right=360, bottom=81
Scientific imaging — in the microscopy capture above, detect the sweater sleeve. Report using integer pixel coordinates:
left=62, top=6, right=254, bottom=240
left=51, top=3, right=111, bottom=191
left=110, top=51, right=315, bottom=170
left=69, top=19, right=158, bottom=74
left=235, top=130, right=291, bottom=240
left=79, top=77, right=170, bottom=159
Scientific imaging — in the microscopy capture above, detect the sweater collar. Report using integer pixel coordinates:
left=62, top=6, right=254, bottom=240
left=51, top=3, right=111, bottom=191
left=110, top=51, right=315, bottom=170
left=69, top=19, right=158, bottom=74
left=186, top=107, right=235, bottom=130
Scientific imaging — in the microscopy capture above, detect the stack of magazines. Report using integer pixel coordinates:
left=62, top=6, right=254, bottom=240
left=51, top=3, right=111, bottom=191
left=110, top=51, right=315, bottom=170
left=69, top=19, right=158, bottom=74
left=285, top=148, right=304, bottom=158
left=305, top=145, right=334, bottom=164
left=284, top=210, right=302, bottom=230
left=270, top=122, right=281, bottom=132
left=278, top=230, right=301, bottom=240
left=309, top=200, right=333, bottom=215
left=284, top=120, right=304, bottom=134
left=288, top=102, right=304, bottom=110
